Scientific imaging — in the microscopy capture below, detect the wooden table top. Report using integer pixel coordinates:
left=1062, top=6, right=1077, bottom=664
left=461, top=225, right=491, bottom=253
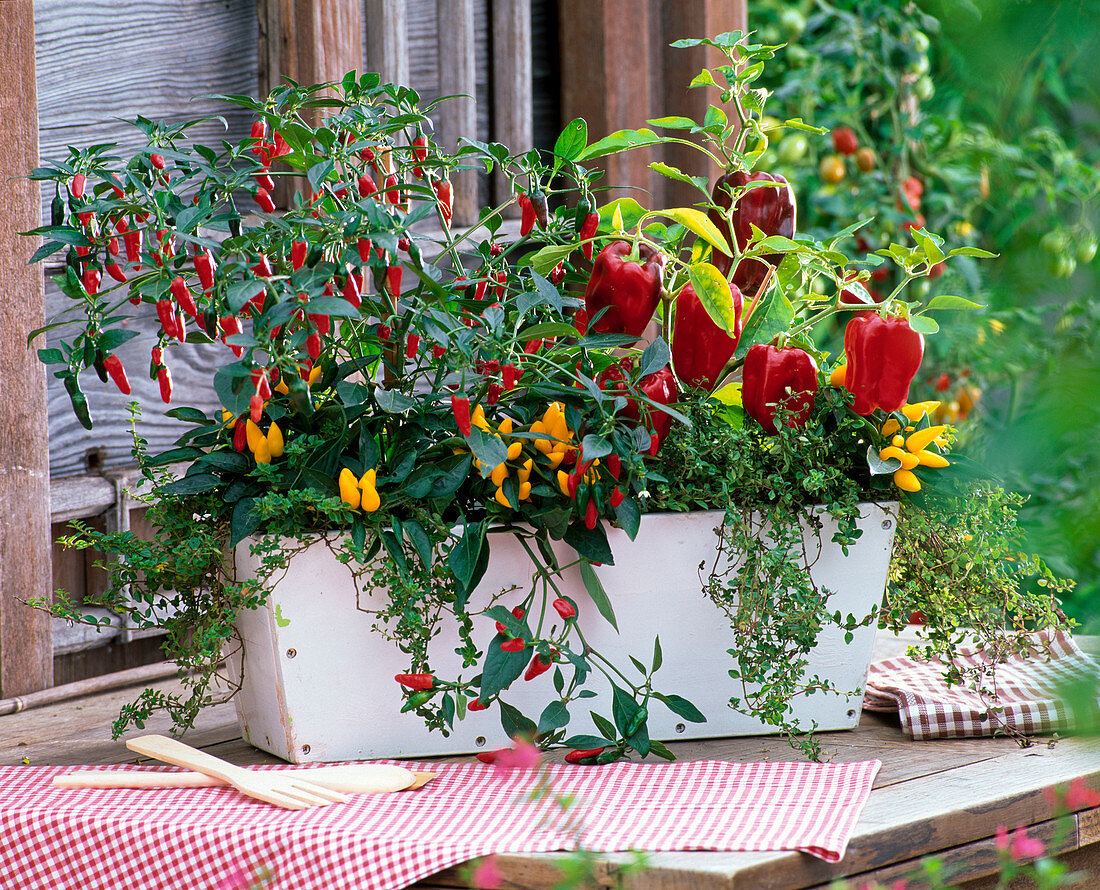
left=3, top=635, right=1098, bottom=890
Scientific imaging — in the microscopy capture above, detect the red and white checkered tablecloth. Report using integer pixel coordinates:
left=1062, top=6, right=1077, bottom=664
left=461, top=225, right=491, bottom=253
left=0, top=757, right=880, bottom=890
left=864, top=629, right=1100, bottom=740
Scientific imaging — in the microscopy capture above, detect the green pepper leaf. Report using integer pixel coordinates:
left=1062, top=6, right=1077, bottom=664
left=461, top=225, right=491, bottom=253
left=687, top=262, right=740, bottom=334
left=553, top=118, right=588, bottom=161
left=481, top=638, right=530, bottom=700
left=578, top=560, right=618, bottom=630
left=660, top=208, right=731, bottom=255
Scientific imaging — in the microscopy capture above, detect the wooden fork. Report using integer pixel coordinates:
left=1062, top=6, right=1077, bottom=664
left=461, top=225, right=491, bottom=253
left=125, top=734, right=350, bottom=811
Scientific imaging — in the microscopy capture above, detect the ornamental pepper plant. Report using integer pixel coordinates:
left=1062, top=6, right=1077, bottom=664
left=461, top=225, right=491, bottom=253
left=28, top=36, right=1070, bottom=761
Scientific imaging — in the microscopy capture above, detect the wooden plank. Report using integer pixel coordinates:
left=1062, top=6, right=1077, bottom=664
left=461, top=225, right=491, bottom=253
left=654, top=0, right=746, bottom=209
left=34, top=0, right=259, bottom=223
left=559, top=1, right=656, bottom=205
left=365, top=0, right=409, bottom=87
left=0, top=0, right=54, bottom=699
left=436, top=0, right=479, bottom=225
left=490, top=0, right=533, bottom=213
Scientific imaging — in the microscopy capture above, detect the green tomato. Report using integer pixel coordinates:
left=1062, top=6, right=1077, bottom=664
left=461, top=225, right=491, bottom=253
left=907, top=54, right=930, bottom=77
left=1048, top=253, right=1077, bottom=279
left=779, top=8, right=806, bottom=38
left=1040, top=230, right=1069, bottom=254
left=787, top=45, right=811, bottom=68
left=914, top=76, right=935, bottom=102
left=1076, top=234, right=1098, bottom=265
left=778, top=134, right=808, bottom=163
left=911, top=31, right=930, bottom=53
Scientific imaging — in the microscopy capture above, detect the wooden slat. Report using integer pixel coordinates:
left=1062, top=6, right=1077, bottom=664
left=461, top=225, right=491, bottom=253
left=436, top=0, right=479, bottom=225
left=654, top=0, right=746, bottom=208
left=559, top=1, right=656, bottom=205
left=364, top=0, right=409, bottom=87
left=1, top=0, right=54, bottom=698
left=490, top=0, right=533, bottom=213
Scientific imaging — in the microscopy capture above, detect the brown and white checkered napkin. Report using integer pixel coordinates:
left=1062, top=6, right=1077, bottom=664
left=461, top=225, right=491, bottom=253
left=864, top=629, right=1099, bottom=740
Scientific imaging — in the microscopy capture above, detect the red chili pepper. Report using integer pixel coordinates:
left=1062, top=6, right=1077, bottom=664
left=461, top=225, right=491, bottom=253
left=565, top=747, right=605, bottom=765
left=220, top=315, right=245, bottom=357
left=377, top=324, right=392, bottom=342
left=552, top=598, right=576, bottom=620
left=150, top=153, right=166, bottom=170
left=102, top=354, right=130, bottom=395
left=433, top=344, right=446, bottom=360
left=580, top=212, right=600, bottom=261
left=843, top=314, right=924, bottom=415
left=357, top=174, right=377, bottom=198
left=550, top=261, right=566, bottom=285
left=671, top=280, right=744, bottom=391
left=384, top=174, right=400, bottom=205
left=341, top=274, right=362, bottom=309
left=584, top=498, right=599, bottom=530
left=502, top=364, right=519, bottom=390
left=495, top=606, right=525, bottom=635
left=451, top=395, right=472, bottom=436
left=81, top=268, right=101, bottom=296
left=500, top=638, right=526, bottom=653
left=476, top=750, right=504, bottom=764
left=254, top=188, right=276, bottom=213
left=291, top=240, right=308, bottom=271
left=270, top=131, right=291, bottom=159
left=486, top=383, right=504, bottom=405
left=584, top=241, right=666, bottom=338
left=251, top=367, right=272, bottom=401
left=150, top=346, right=163, bottom=366
left=250, top=393, right=264, bottom=423
left=156, top=365, right=173, bottom=404
left=524, top=653, right=553, bottom=681
left=123, top=227, right=143, bottom=268
left=934, top=372, right=951, bottom=392
left=386, top=264, right=403, bottom=297
left=309, top=313, right=331, bottom=337
left=398, top=237, right=410, bottom=252
left=433, top=178, right=453, bottom=226
left=307, top=332, right=321, bottom=360
left=708, top=171, right=796, bottom=296
left=394, top=673, right=435, bottom=691
left=405, top=333, right=420, bottom=358
left=610, top=487, right=626, bottom=508
left=195, top=250, right=216, bottom=291
left=70, top=173, right=87, bottom=199
left=467, top=698, right=489, bottom=712
left=742, top=344, right=819, bottom=435
left=252, top=254, right=274, bottom=278
left=233, top=418, right=248, bottom=451
left=494, top=271, right=507, bottom=299
left=254, top=168, right=275, bottom=191
left=169, top=276, right=198, bottom=318
left=412, top=135, right=429, bottom=165
left=156, top=300, right=178, bottom=339
left=518, top=192, right=536, bottom=236
left=357, top=238, right=373, bottom=264
left=174, top=311, right=187, bottom=343
left=105, top=262, right=126, bottom=283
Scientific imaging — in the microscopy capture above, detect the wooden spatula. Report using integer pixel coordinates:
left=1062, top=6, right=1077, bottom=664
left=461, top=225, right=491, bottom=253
left=126, top=734, right=350, bottom=810
left=54, top=762, right=424, bottom=794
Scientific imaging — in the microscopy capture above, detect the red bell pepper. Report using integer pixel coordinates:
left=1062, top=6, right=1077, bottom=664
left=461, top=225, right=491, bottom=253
left=842, top=314, right=924, bottom=415
left=708, top=171, right=796, bottom=296
left=584, top=240, right=666, bottom=338
left=598, top=362, right=679, bottom=450
left=671, top=280, right=744, bottom=391
left=741, top=344, right=818, bottom=435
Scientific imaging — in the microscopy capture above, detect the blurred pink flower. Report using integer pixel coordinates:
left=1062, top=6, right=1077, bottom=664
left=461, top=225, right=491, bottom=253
left=493, top=737, right=542, bottom=775
left=995, top=824, right=1010, bottom=850
left=1065, top=777, right=1100, bottom=810
left=216, top=865, right=252, bottom=890
left=1009, top=826, right=1045, bottom=861
left=470, top=855, right=503, bottom=889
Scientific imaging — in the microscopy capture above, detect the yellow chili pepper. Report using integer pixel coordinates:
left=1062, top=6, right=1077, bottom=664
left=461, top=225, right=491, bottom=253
left=902, top=401, right=940, bottom=423
left=906, top=425, right=947, bottom=454
left=267, top=422, right=284, bottom=458
left=222, top=408, right=236, bottom=426
left=308, top=364, right=322, bottom=386
left=880, top=417, right=901, bottom=437
left=471, top=404, right=490, bottom=432
left=359, top=469, right=381, bottom=512
left=829, top=363, right=847, bottom=387
left=490, top=462, right=509, bottom=487
left=893, top=469, right=921, bottom=492
left=339, top=467, right=361, bottom=508
left=891, top=434, right=905, bottom=448
left=507, top=441, right=522, bottom=461
left=245, top=419, right=265, bottom=454
left=517, top=458, right=533, bottom=483
left=275, top=378, right=289, bottom=396
left=879, top=445, right=919, bottom=470
left=530, top=421, right=553, bottom=455
left=547, top=451, right=566, bottom=470
left=917, top=450, right=950, bottom=468
left=518, top=481, right=532, bottom=501
left=494, top=488, right=512, bottom=508
left=497, top=417, right=514, bottom=435
left=557, top=470, right=571, bottom=497
left=254, top=438, right=272, bottom=464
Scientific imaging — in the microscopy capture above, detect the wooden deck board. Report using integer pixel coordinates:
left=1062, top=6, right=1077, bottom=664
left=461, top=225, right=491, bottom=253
left=2, top=641, right=1097, bottom=889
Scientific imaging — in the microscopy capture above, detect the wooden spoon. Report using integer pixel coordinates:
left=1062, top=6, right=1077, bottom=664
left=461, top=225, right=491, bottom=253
left=53, top=763, right=430, bottom=794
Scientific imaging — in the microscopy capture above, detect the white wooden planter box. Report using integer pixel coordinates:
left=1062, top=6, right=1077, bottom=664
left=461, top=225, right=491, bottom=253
left=229, top=503, right=897, bottom=763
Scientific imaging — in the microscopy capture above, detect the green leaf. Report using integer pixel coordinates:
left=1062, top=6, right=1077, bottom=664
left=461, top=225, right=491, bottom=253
left=403, top=519, right=433, bottom=569
left=375, top=388, right=417, bottom=413
left=578, top=560, right=618, bottom=630
left=499, top=701, right=537, bottom=739
left=655, top=693, right=706, bottom=723
left=735, top=283, right=795, bottom=360
left=146, top=446, right=203, bottom=467
left=466, top=425, right=508, bottom=471
left=196, top=451, right=250, bottom=473
left=648, top=739, right=676, bottom=761
left=306, top=158, right=336, bottom=192
left=516, top=321, right=578, bottom=340
left=652, top=636, right=663, bottom=673
left=647, top=116, right=697, bottom=130
left=538, top=701, right=570, bottom=735
left=687, top=262, right=739, bottom=334
left=948, top=246, right=997, bottom=259
left=36, top=348, right=65, bottom=365
left=429, top=454, right=473, bottom=498
left=28, top=241, right=66, bottom=265
left=924, top=295, right=985, bottom=311
left=566, top=522, right=614, bottom=566
left=591, top=711, right=618, bottom=741
left=576, top=128, right=660, bottom=162
left=614, top=496, right=640, bottom=540
left=579, top=434, right=612, bottom=461
left=162, top=473, right=221, bottom=496
left=637, top=336, right=671, bottom=378
left=528, top=270, right=563, bottom=313
left=553, top=118, right=587, bottom=161
left=229, top=496, right=262, bottom=546
left=564, top=734, right=612, bottom=749
left=867, top=444, right=901, bottom=475
left=649, top=162, right=708, bottom=192
left=227, top=279, right=265, bottom=314
left=908, top=314, right=940, bottom=334
left=659, top=208, right=731, bottom=255
left=448, top=518, right=485, bottom=590
left=482, top=638, right=530, bottom=700
left=525, top=244, right=575, bottom=277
